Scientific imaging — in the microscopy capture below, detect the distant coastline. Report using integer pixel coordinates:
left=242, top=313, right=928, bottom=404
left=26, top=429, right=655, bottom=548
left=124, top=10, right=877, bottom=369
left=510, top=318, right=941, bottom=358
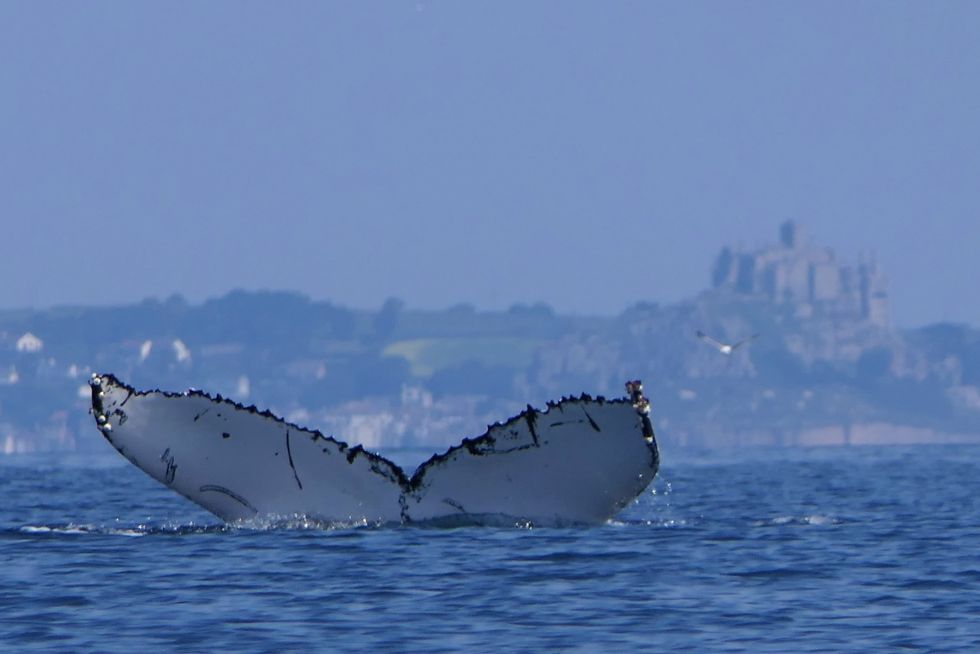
left=2, top=223, right=978, bottom=454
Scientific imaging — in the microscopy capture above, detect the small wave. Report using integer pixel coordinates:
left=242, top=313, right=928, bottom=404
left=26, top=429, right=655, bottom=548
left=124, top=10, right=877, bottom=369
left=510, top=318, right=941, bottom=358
left=752, top=515, right=842, bottom=527
left=10, top=515, right=393, bottom=537
left=607, top=517, right=690, bottom=528
left=730, top=567, right=821, bottom=579
left=12, top=522, right=240, bottom=537
left=12, top=513, right=685, bottom=536
left=410, top=513, right=571, bottom=529
left=230, top=514, right=391, bottom=531
left=898, top=578, right=969, bottom=591
left=18, top=523, right=149, bottom=537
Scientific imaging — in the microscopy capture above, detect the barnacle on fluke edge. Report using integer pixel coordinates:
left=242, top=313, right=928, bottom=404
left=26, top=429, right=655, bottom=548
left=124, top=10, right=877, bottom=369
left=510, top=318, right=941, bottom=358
left=90, top=374, right=660, bottom=526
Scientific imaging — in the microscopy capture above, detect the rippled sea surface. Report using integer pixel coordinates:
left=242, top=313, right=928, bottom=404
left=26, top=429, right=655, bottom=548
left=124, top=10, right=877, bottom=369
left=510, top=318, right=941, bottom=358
left=3, top=444, right=980, bottom=652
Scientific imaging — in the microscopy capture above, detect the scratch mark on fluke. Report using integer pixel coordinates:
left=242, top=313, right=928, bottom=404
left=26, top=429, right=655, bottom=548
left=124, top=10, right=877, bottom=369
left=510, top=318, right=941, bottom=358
left=582, top=408, right=601, bottom=432
left=160, top=448, right=177, bottom=484
left=285, top=430, right=303, bottom=490
left=525, top=409, right=540, bottom=447
left=442, top=498, right=466, bottom=513
left=199, top=484, right=258, bottom=515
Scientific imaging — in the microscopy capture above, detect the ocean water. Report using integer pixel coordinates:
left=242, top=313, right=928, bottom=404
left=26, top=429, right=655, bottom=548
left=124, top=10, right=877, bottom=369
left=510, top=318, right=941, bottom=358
left=2, top=443, right=980, bottom=653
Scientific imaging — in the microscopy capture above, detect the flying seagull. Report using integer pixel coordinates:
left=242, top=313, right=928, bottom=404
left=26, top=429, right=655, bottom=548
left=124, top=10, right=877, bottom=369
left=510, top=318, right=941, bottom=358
left=696, top=330, right=758, bottom=355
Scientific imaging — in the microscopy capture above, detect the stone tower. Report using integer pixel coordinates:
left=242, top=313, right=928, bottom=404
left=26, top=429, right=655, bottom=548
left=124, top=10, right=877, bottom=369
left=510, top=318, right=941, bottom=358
left=711, top=223, right=889, bottom=327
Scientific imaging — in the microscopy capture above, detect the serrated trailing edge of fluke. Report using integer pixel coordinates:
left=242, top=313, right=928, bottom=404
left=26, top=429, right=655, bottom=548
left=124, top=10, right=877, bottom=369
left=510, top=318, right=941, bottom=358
left=89, top=372, right=411, bottom=485
left=88, top=373, right=660, bottom=526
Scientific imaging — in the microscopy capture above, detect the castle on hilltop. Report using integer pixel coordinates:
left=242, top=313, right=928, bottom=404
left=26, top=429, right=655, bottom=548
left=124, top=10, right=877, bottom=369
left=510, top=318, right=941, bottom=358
left=711, top=222, right=889, bottom=327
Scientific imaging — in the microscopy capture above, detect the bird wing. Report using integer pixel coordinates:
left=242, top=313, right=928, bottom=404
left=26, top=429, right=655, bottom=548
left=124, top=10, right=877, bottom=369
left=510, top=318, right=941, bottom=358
left=730, top=333, right=760, bottom=350
left=696, top=331, right=728, bottom=350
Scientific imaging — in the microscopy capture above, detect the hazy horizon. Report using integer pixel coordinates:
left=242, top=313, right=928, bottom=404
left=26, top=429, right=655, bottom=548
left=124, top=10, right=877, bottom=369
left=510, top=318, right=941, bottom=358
left=3, top=3, right=978, bottom=327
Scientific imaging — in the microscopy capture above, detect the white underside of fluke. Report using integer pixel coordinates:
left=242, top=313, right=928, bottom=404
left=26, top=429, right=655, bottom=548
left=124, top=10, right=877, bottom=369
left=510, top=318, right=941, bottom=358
left=90, top=375, right=659, bottom=526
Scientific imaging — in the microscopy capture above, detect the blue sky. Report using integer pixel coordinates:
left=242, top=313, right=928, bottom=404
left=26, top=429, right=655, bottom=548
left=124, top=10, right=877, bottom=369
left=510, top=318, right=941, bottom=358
left=1, top=2, right=978, bottom=327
